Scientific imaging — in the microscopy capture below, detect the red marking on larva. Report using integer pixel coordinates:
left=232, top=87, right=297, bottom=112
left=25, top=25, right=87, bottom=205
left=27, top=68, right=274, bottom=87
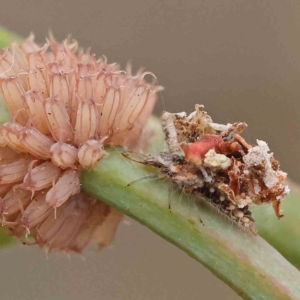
left=180, top=134, right=223, bottom=165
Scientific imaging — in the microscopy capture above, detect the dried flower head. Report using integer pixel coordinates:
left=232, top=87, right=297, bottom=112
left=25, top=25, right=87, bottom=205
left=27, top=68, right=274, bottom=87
left=0, top=34, right=162, bottom=252
left=142, top=105, right=289, bottom=234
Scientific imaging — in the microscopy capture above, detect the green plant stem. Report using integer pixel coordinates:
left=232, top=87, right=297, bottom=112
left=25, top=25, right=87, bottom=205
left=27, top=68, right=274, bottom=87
left=81, top=149, right=300, bottom=300
left=252, top=190, right=300, bottom=269
left=146, top=115, right=300, bottom=270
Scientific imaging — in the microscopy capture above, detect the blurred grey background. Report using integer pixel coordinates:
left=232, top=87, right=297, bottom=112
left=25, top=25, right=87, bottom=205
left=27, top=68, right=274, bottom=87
left=0, top=0, right=299, bottom=299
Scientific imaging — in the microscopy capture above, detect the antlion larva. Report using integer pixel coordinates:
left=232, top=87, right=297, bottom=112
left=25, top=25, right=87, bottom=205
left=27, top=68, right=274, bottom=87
left=127, top=105, right=289, bottom=234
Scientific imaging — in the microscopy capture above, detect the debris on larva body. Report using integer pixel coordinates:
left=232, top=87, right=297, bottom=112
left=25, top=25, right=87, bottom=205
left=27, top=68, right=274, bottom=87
left=161, top=112, right=181, bottom=153
left=0, top=33, right=160, bottom=252
left=233, top=210, right=244, bottom=218
left=141, top=105, right=289, bottom=234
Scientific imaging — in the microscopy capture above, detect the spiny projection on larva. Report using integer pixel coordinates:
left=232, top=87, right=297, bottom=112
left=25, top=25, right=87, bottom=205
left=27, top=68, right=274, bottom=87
left=0, top=34, right=162, bottom=252
left=132, top=105, right=289, bottom=234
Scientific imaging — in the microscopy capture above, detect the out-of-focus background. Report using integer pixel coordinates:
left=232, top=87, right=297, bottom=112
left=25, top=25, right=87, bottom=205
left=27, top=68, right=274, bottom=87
left=0, top=1, right=299, bottom=299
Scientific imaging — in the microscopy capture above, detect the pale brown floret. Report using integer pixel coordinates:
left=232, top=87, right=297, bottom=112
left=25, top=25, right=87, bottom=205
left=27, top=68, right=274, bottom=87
left=0, top=146, right=20, bottom=164
left=74, top=99, right=98, bottom=145
left=21, top=161, right=62, bottom=194
left=0, top=156, right=33, bottom=184
left=97, top=86, right=120, bottom=137
left=48, top=63, right=75, bottom=106
left=44, top=97, right=74, bottom=142
left=18, top=126, right=54, bottom=159
left=20, top=191, right=52, bottom=229
left=0, top=77, right=28, bottom=125
left=2, top=122, right=28, bottom=153
left=50, top=142, right=78, bottom=169
left=117, top=85, right=151, bottom=132
left=34, top=193, right=123, bottom=252
left=0, top=46, right=27, bottom=78
left=92, top=207, right=124, bottom=250
left=0, top=183, right=14, bottom=198
left=23, top=90, right=50, bottom=135
left=69, top=201, right=111, bottom=252
left=36, top=197, right=90, bottom=251
left=0, top=185, right=32, bottom=217
left=25, top=42, right=49, bottom=84
left=93, top=72, right=109, bottom=105
left=0, top=34, right=160, bottom=147
left=76, top=72, right=94, bottom=101
left=78, top=139, right=106, bottom=168
left=45, top=169, right=80, bottom=208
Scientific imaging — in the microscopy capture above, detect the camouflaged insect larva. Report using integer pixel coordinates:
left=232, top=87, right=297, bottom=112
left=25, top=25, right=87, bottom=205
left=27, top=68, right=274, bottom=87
left=140, top=105, right=289, bottom=234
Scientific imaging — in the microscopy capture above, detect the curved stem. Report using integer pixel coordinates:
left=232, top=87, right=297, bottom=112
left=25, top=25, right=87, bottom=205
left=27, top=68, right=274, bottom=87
left=81, top=149, right=300, bottom=300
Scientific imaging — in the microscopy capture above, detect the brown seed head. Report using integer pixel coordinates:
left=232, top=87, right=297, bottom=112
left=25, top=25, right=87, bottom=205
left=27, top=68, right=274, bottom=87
left=0, top=34, right=161, bottom=252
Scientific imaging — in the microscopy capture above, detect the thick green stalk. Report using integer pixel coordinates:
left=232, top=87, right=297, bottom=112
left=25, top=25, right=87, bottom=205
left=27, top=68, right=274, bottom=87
left=81, top=149, right=300, bottom=300
left=252, top=190, right=300, bottom=269
left=145, top=115, right=300, bottom=270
